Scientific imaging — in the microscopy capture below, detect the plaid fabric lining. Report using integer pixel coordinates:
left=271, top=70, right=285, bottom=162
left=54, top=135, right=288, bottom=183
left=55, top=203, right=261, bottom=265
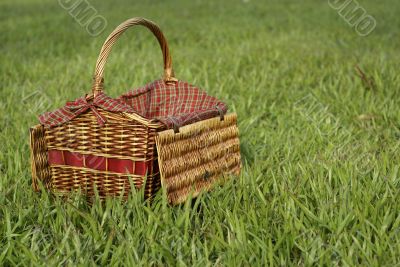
left=39, top=79, right=228, bottom=130
left=119, top=79, right=227, bottom=129
left=39, top=91, right=135, bottom=127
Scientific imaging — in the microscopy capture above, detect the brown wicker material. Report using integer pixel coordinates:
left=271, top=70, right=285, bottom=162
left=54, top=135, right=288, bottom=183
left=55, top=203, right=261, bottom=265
left=31, top=111, right=163, bottom=199
left=30, top=125, right=51, bottom=191
left=156, top=114, right=241, bottom=204
left=30, top=17, right=241, bottom=203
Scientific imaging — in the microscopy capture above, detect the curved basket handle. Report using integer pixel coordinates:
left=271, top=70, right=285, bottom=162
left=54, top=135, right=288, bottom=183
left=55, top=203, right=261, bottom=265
left=92, top=17, right=176, bottom=96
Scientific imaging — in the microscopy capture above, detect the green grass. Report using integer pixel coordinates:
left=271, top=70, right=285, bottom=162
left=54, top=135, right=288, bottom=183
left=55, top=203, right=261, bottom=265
left=1, top=0, right=400, bottom=265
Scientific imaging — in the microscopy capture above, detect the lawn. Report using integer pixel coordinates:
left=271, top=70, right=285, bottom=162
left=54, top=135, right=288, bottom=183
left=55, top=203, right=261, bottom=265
left=1, top=0, right=400, bottom=265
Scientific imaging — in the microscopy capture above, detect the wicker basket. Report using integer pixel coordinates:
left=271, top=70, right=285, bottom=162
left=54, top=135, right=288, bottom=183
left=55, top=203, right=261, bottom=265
left=30, top=17, right=241, bottom=204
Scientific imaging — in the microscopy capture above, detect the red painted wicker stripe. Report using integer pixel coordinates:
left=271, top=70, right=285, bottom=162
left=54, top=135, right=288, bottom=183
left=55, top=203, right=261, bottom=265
left=48, top=150, right=148, bottom=175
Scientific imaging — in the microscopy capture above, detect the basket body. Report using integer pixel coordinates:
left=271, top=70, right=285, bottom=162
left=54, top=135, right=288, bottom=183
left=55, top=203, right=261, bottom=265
left=30, top=110, right=241, bottom=203
left=29, top=17, right=242, bottom=204
left=31, top=110, right=164, bottom=199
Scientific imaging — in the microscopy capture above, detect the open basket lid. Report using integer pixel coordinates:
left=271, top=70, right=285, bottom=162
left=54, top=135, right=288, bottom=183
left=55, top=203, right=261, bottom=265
left=155, top=113, right=241, bottom=204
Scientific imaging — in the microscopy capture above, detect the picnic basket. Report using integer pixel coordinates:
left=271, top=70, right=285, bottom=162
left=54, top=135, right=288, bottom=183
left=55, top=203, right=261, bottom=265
left=30, top=17, right=241, bottom=204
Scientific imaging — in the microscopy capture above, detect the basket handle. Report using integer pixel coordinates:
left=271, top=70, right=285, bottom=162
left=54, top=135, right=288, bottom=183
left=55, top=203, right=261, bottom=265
left=92, top=17, right=176, bottom=96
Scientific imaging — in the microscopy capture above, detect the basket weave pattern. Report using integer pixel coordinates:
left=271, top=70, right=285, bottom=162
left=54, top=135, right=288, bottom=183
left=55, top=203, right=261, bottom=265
left=30, top=17, right=241, bottom=203
left=32, top=110, right=163, bottom=199
left=156, top=114, right=241, bottom=204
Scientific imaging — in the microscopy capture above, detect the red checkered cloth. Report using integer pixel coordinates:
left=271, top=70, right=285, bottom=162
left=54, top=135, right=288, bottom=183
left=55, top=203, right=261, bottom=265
left=119, top=79, right=227, bottom=129
left=39, top=79, right=227, bottom=129
left=39, top=91, right=135, bottom=127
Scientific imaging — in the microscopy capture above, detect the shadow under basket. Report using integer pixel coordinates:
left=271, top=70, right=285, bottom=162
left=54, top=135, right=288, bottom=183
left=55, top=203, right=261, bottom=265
left=29, top=17, right=241, bottom=204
